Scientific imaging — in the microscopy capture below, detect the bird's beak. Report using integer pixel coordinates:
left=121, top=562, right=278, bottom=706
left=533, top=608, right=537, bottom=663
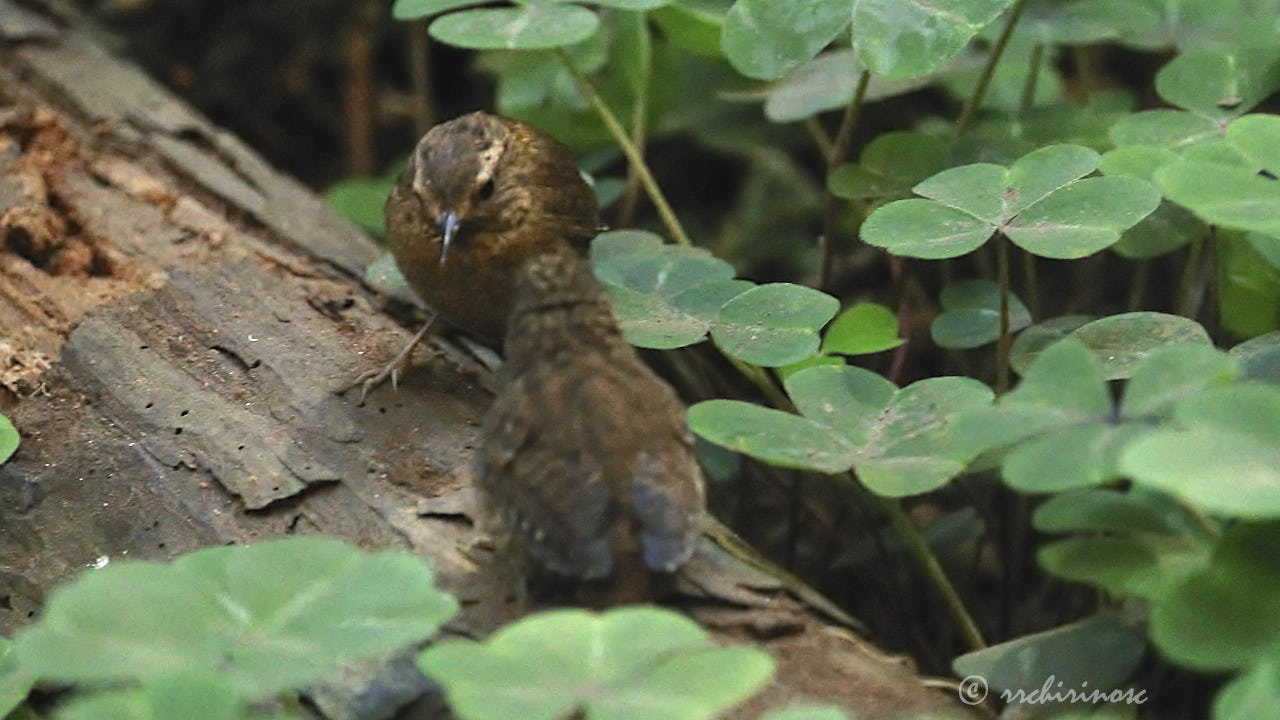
left=438, top=211, right=460, bottom=263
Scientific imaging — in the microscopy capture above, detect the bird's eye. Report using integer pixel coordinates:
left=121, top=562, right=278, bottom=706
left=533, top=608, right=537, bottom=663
left=478, top=178, right=496, bottom=201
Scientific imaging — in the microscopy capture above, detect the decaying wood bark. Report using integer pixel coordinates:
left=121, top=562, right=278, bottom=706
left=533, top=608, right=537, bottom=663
left=0, top=3, right=972, bottom=718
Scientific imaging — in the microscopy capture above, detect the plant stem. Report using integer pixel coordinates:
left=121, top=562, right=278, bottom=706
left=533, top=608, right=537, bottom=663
left=1019, top=43, right=1044, bottom=113
left=887, top=255, right=911, bottom=384
left=556, top=50, right=800, bottom=411
left=731, top=356, right=795, bottom=411
left=342, top=0, right=379, bottom=175
left=1073, top=45, right=1102, bottom=99
left=804, top=117, right=834, bottom=158
left=996, top=234, right=1012, bottom=395
left=1127, top=260, right=1149, bottom=311
left=615, top=91, right=648, bottom=227
left=953, top=0, right=1031, bottom=144
left=1021, top=249, right=1041, bottom=322
left=876, top=494, right=987, bottom=651
left=616, top=25, right=651, bottom=228
left=1206, top=227, right=1221, bottom=343
left=407, top=20, right=434, bottom=134
left=1177, top=232, right=1206, bottom=317
left=557, top=49, right=691, bottom=246
left=831, top=71, right=871, bottom=167
left=819, top=70, right=871, bottom=292
left=785, top=472, right=803, bottom=568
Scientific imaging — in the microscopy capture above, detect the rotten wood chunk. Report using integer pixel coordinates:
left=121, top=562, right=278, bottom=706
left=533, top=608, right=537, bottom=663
left=59, top=272, right=341, bottom=509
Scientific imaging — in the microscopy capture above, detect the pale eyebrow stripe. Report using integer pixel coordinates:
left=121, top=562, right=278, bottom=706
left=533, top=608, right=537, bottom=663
left=412, top=158, right=430, bottom=196
left=475, top=134, right=506, bottom=184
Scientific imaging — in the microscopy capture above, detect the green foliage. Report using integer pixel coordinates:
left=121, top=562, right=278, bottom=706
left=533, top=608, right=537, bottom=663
left=1008, top=314, right=1092, bottom=375
left=1150, top=523, right=1280, bottom=671
left=1215, top=660, right=1280, bottom=720
left=862, top=144, right=1161, bottom=259
left=690, top=365, right=992, bottom=495
left=430, top=5, right=601, bottom=50
left=1100, top=145, right=1206, bottom=259
left=1154, top=49, right=1280, bottom=123
left=1110, top=109, right=1220, bottom=149
left=944, top=41, right=1061, bottom=113
left=650, top=3, right=722, bottom=58
left=0, top=413, right=16, bottom=465
left=0, top=638, right=34, bottom=719
left=368, top=1, right=1280, bottom=715
left=760, top=704, right=850, bottom=720
left=1064, top=312, right=1213, bottom=379
left=1231, top=331, right=1280, bottom=384
left=1015, top=1, right=1121, bottom=46
left=1122, top=384, right=1280, bottom=518
left=395, top=0, right=675, bottom=50
left=1112, top=0, right=1280, bottom=51
left=395, top=1, right=634, bottom=50
left=850, top=0, right=1016, bottom=79
left=828, top=131, right=948, bottom=202
left=7, top=539, right=782, bottom=720
left=592, top=230, right=841, bottom=365
left=53, top=674, right=274, bottom=720
left=821, top=303, right=903, bottom=355
left=417, top=606, right=774, bottom=720
left=760, top=51, right=956, bottom=124
left=325, top=162, right=402, bottom=236
left=955, top=340, right=1235, bottom=492
left=1219, top=231, right=1280, bottom=337
left=719, top=0, right=1016, bottom=82
left=952, top=614, right=1147, bottom=701
left=1034, top=487, right=1216, bottom=602
left=1109, top=45, right=1280, bottom=154
left=721, top=0, right=850, bottom=80
left=13, top=538, right=458, bottom=699
left=1158, top=114, right=1280, bottom=237
left=930, top=279, right=1031, bottom=350
left=593, top=230, right=748, bottom=349
left=1006, top=311, right=1213, bottom=379
left=392, top=0, right=489, bottom=20
left=363, top=251, right=422, bottom=309
left=712, top=284, right=839, bottom=366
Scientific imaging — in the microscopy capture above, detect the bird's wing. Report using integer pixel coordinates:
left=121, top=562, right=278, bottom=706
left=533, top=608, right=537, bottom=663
left=477, top=369, right=616, bottom=579
left=627, top=400, right=706, bottom=573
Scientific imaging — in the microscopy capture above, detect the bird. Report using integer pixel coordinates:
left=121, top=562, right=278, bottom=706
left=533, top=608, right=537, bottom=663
left=351, top=112, right=599, bottom=399
left=476, top=249, right=706, bottom=604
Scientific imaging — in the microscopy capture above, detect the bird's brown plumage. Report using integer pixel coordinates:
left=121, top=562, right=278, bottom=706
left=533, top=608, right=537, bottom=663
left=384, top=112, right=599, bottom=343
left=476, top=250, right=706, bottom=603
left=383, top=112, right=699, bottom=603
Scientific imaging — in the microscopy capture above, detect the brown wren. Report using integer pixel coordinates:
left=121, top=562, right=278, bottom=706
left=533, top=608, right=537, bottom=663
left=385, top=111, right=599, bottom=344
left=477, top=249, right=706, bottom=603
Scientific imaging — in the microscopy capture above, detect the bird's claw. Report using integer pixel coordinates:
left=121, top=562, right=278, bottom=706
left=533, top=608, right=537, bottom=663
left=345, top=316, right=436, bottom=405
left=346, top=363, right=399, bottom=406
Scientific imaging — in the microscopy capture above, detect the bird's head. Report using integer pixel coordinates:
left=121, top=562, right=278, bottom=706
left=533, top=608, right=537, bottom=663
left=406, top=111, right=509, bottom=263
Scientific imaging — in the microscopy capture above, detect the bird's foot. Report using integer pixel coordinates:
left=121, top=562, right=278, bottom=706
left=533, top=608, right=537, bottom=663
left=345, top=316, right=436, bottom=405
